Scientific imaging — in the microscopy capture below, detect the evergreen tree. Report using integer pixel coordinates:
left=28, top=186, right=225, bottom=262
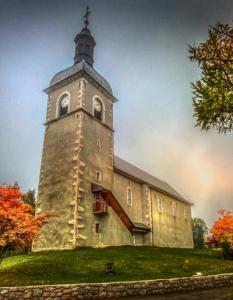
left=192, top=218, right=208, bottom=248
left=22, top=189, right=36, bottom=209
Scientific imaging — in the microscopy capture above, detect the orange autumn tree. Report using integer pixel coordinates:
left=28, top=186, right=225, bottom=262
left=210, top=209, right=233, bottom=259
left=0, top=185, right=48, bottom=262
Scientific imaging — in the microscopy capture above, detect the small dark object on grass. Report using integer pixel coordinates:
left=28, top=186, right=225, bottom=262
left=105, top=262, right=115, bottom=275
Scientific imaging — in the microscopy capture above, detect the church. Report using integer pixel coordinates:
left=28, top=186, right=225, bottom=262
left=33, top=8, right=193, bottom=251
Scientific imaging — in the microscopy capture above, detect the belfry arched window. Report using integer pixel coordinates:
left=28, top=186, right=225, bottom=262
left=59, top=93, right=70, bottom=117
left=93, top=98, right=103, bottom=121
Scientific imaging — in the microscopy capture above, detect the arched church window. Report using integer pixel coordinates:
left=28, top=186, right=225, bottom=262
left=59, top=94, right=70, bottom=117
left=93, top=98, right=103, bottom=121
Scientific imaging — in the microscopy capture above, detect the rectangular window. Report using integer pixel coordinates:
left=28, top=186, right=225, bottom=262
left=157, top=195, right=163, bottom=213
left=172, top=201, right=177, bottom=217
left=127, top=187, right=132, bottom=206
left=96, top=171, right=102, bottom=182
left=95, top=223, right=101, bottom=233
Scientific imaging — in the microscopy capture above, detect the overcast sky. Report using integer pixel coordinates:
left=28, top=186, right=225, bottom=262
left=0, top=0, right=232, bottom=227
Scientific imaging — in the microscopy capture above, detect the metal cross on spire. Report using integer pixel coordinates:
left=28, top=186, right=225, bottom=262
left=84, top=6, right=91, bottom=28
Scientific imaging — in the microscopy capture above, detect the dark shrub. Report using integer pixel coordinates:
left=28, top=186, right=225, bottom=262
left=221, top=241, right=233, bottom=260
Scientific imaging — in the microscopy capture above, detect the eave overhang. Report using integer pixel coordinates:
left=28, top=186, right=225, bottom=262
left=43, top=69, right=118, bottom=103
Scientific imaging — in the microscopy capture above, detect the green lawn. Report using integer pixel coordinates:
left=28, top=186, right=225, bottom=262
left=0, top=247, right=233, bottom=287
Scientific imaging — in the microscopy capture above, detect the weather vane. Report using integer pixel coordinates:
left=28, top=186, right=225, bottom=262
left=84, top=6, right=91, bottom=28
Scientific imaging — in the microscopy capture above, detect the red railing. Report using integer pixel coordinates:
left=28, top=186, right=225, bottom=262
left=93, top=201, right=107, bottom=214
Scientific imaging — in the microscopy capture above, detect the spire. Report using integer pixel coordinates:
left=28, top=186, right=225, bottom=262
left=83, top=5, right=91, bottom=29
left=74, top=6, right=96, bottom=66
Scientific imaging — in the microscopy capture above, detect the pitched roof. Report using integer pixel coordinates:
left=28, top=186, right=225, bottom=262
left=48, top=60, right=113, bottom=95
left=114, top=156, right=192, bottom=205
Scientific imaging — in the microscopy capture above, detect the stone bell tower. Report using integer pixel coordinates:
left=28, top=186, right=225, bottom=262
left=33, top=7, right=117, bottom=251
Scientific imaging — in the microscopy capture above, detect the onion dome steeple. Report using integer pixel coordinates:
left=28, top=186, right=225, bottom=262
left=74, top=6, right=96, bottom=67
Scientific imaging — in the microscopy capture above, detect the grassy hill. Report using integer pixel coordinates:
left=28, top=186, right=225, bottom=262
left=0, top=247, right=233, bottom=287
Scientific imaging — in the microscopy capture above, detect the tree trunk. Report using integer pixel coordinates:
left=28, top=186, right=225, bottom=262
left=0, top=246, right=8, bottom=265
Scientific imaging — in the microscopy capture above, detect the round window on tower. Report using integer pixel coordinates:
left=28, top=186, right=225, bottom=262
left=59, top=93, right=70, bottom=117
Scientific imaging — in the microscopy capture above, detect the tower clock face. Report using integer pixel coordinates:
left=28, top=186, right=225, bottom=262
left=60, top=95, right=69, bottom=108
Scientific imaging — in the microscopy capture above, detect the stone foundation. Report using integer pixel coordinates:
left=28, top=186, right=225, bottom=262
left=0, top=273, right=233, bottom=299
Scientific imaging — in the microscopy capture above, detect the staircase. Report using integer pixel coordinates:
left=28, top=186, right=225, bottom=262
left=91, top=183, right=134, bottom=233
